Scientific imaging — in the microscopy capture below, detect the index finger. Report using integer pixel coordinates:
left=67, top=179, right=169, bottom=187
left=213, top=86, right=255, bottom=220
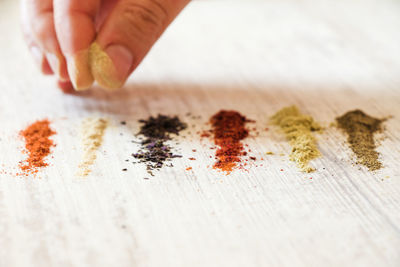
left=53, top=0, right=101, bottom=90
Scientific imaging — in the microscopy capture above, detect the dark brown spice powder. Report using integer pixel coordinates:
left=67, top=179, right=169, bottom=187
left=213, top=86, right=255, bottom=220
left=336, top=109, right=385, bottom=171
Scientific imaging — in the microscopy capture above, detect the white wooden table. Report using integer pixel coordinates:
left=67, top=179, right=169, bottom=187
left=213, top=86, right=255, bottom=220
left=0, top=0, right=400, bottom=266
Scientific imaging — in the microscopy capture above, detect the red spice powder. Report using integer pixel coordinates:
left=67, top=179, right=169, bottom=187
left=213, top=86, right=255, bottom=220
left=19, top=119, right=56, bottom=175
left=200, top=131, right=211, bottom=138
left=210, top=110, right=250, bottom=173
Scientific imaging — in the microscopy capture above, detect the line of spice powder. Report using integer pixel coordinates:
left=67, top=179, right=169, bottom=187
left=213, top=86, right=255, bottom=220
left=270, top=105, right=322, bottom=173
left=78, top=117, right=108, bottom=177
left=133, top=115, right=187, bottom=175
left=336, top=109, right=385, bottom=171
left=19, top=119, right=56, bottom=175
left=210, top=110, right=252, bottom=173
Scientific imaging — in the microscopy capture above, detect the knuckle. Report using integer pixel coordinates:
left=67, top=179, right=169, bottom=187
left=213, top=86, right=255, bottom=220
left=121, top=0, right=169, bottom=35
left=26, top=1, right=54, bottom=44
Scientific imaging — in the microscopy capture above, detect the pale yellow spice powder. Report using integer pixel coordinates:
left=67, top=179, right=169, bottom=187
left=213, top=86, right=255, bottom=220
left=78, top=117, right=108, bottom=176
left=89, top=42, right=121, bottom=90
left=270, top=105, right=322, bottom=173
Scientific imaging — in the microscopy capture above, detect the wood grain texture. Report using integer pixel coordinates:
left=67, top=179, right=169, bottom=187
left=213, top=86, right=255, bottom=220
left=0, top=0, right=400, bottom=266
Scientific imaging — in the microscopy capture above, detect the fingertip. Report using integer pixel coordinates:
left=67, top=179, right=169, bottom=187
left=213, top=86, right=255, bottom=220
left=104, top=44, right=134, bottom=84
left=30, top=46, right=54, bottom=75
left=57, top=80, right=75, bottom=94
left=42, top=59, right=54, bottom=75
left=45, top=53, right=69, bottom=81
left=65, top=49, right=94, bottom=90
left=53, top=0, right=100, bottom=90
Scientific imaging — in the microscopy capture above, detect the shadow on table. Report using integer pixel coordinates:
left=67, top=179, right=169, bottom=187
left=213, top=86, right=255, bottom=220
left=65, top=81, right=399, bottom=121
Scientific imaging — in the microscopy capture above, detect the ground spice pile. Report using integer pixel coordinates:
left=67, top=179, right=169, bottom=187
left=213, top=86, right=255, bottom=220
left=210, top=110, right=250, bottom=173
left=133, top=115, right=187, bottom=175
left=271, top=105, right=322, bottom=173
left=19, top=119, right=56, bottom=175
left=336, top=110, right=384, bottom=171
left=78, top=117, right=108, bottom=176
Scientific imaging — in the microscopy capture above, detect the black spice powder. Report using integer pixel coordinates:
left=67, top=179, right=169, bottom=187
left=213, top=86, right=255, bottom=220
left=133, top=115, right=187, bottom=175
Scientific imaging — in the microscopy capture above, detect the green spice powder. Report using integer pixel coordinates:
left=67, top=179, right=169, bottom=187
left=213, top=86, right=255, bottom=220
left=271, top=106, right=322, bottom=173
left=336, top=110, right=384, bottom=171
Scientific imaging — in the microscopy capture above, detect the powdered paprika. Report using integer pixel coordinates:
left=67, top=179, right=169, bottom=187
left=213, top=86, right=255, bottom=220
left=19, top=119, right=55, bottom=175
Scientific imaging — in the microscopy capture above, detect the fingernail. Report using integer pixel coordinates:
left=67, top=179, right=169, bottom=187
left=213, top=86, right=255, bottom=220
left=31, top=46, right=53, bottom=75
left=89, top=42, right=133, bottom=90
left=46, top=53, right=69, bottom=81
left=104, top=44, right=133, bottom=81
left=57, top=80, right=75, bottom=94
left=46, top=53, right=63, bottom=78
left=66, top=49, right=94, bottom=91
left=30, top=46, right=43, bottom=66
left=30, top=46, right=54, bottom=75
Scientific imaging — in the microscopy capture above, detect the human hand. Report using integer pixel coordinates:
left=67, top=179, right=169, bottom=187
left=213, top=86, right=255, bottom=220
left=21, top=0, right=189, bottom=92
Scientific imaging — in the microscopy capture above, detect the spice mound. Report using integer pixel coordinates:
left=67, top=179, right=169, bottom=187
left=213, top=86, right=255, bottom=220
left=336, top=109, right=384, bottom=171
left=271, top=105, right=322, bottom=173
left=78, top=117, right=108, bottom=176
left=133, top=115, right=187, bottom=175
left=19, top=119, right=56, bottom=175
left=210, top=110, right=251, bottom=173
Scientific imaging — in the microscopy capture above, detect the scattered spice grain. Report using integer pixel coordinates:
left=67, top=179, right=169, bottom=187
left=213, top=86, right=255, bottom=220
left=19, top=119, right=56, bottom=175
left=200, top=131, right=211, bottom=138
left=271, top=105, right=322, bottom=173
left=336, top=109, right=385, bottom=171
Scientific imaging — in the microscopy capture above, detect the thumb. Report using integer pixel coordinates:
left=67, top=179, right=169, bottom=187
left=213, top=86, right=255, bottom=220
left=90, top=0, right=189, bottom=90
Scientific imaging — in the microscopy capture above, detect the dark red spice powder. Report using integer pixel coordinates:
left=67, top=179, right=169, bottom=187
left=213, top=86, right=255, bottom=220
left=200, top=131, right=211, bottom=138
left=210, top=110, right=251, bottom=173
left=19, top=119, right=56, bottom=175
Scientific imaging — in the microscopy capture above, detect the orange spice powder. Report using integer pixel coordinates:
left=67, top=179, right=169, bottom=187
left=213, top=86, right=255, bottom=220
left=19, top=119, right=56, bottom=175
